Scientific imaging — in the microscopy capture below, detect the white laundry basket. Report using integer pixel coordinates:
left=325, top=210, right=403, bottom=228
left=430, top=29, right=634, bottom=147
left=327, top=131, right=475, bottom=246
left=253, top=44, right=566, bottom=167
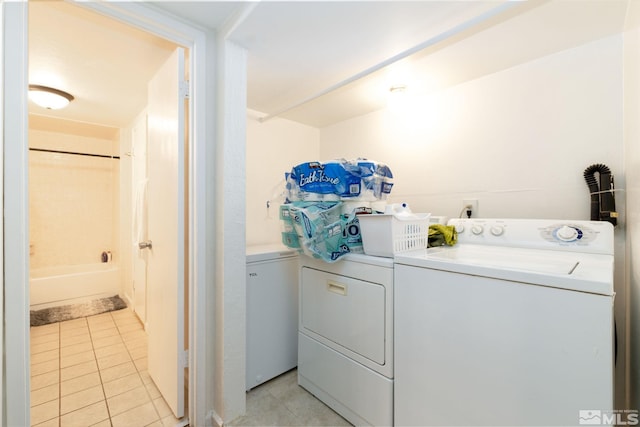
left=358, top=213, right=430, bottom=257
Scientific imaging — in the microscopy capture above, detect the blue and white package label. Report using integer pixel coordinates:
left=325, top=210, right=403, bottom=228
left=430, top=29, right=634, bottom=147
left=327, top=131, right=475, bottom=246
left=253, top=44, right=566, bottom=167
left=291, top=162, right=362, bottom=197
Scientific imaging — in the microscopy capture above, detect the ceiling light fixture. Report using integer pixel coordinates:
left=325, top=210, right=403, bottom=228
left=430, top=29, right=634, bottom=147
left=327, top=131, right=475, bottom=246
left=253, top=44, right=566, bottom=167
left=389, top=85, right=407, bottom=94
left=387, top=84, right=412, bottom=116
left=28, top=85, right=74, bottom=110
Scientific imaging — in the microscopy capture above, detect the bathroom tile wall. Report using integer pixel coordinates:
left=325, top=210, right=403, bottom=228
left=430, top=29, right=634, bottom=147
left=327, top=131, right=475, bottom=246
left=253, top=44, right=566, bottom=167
left=29, top=126, right=120, bottom=269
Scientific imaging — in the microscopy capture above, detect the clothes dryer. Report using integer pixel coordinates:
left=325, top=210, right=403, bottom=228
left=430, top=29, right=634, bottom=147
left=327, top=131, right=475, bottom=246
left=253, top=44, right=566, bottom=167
left=298, top=253, right=394, bottom=426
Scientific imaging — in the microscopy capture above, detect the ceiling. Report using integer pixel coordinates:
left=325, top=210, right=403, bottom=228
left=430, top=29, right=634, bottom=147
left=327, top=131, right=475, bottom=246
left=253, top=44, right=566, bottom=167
left=29, top=1, right=177, bottom=130
left=29, top=0, right=631, bottom=130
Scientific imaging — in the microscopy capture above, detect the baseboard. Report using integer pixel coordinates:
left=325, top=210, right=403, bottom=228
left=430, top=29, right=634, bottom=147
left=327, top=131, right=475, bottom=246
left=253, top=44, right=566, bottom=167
left=123, top=292, right=134, bottom=310
left=207, top=410, right=224, bottom=427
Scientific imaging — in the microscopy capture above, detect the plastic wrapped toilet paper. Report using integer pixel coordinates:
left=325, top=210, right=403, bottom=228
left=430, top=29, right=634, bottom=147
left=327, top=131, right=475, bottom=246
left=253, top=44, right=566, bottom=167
left=280, top=158, right=393, bottom=262
left=280, top=201, right=364, bottom=262
left=286, top=159, right=393, bottom=202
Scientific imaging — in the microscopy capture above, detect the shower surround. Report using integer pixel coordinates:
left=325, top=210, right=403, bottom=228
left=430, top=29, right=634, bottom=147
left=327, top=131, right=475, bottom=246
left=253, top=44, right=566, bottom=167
left=29, top=121, right=121, bottom=308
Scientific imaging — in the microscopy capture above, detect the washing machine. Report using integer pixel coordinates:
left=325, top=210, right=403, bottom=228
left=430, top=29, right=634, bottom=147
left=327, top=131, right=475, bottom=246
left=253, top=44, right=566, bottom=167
left=298, top=253, right=394, bottom=426
left=394, top=218, right=615, bottom=426
left=246, top=244, right=299, bottom=390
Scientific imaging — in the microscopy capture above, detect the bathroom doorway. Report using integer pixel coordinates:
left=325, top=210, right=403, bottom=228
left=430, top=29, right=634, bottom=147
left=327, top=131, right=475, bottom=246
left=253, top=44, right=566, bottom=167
left=28, top=2, right=190, bottom=424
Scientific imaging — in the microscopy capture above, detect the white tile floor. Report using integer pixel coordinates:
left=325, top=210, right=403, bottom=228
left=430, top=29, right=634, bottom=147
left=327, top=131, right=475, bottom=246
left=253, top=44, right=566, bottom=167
left=30, top=308, right=183, bottom=427
left=32, top=308, right=351, bottom=427
left=229, top=369, right=352, bottom=427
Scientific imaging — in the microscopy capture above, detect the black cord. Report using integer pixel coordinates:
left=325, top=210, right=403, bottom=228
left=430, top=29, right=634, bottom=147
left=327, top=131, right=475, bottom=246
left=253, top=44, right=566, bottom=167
left=459, top=205, right=473, bottom=218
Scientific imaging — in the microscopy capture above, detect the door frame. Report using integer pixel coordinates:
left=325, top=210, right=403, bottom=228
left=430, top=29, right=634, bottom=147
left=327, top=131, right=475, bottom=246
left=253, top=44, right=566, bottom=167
left=2, top=2, right=209, bottom=426
left=0, top=3, right=4, bottom=422
left=3, top=2, right=29, bottom=426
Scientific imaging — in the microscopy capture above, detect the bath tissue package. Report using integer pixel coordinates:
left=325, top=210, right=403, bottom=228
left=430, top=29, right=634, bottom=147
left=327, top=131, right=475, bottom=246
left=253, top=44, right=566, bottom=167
left=286, top=159, right=393, bottom=202
left=280, top=158, right=393, bottom=262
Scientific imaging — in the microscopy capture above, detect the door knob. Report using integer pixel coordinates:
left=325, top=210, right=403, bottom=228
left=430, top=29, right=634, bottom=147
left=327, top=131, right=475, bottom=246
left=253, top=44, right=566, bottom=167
left=138, top=240, right=153, bottom=249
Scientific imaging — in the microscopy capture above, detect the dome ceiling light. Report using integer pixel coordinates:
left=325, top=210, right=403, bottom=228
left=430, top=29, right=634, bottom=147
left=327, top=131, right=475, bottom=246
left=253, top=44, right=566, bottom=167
left=28, top=85, right=74, bottom=110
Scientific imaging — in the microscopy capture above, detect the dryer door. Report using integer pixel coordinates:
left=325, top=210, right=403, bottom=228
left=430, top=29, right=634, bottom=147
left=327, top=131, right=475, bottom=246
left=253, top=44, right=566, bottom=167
left=300, top=267, right=386, bottom=365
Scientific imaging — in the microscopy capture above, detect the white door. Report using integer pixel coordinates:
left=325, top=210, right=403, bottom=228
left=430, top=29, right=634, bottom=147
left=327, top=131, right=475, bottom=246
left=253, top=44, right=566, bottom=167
left=132, top=115, right=148, bottom=325
left=145, top=47, right=187, bottom=419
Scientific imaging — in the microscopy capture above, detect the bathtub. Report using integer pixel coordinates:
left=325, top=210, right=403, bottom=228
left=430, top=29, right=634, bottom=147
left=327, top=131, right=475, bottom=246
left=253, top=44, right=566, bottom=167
left=30, top=263, right=120, bottom=309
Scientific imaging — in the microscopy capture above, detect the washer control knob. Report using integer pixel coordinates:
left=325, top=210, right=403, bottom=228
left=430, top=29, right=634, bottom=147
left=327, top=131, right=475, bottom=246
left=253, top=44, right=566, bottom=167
left=471, top=225, right=484, bottom=235
left=455, top=224, right=465, bottom=233
left=490, top=225, right=505, bottom=236
left=556, top=225, right=578, bottom=241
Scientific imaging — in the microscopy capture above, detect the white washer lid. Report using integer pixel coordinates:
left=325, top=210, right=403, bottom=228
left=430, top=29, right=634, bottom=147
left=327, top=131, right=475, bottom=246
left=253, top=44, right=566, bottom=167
left=427, top=244, right=578, bottom=275
left=395, top=245, right=614, bottom=296
left=246, top=244, right=298, bottom=263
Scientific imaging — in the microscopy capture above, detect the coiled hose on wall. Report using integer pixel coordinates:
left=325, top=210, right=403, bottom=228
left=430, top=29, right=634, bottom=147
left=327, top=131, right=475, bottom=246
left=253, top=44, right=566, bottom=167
left=583, top=163, right=617, bottom=226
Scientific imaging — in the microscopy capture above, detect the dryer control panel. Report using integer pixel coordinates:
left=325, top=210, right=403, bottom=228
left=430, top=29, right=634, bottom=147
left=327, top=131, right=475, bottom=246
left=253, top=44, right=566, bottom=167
left=448, top=218, right=614, bottom=255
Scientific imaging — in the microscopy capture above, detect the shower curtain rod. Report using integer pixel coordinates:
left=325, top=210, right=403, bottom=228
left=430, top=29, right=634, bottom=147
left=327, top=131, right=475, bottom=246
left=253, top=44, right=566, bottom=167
left=29, top=148, right=120, bottom=159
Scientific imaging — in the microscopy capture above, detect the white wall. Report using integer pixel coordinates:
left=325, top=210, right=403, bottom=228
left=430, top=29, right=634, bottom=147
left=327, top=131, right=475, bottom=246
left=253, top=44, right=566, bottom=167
left=118, top=113, right=137, bottom=309
left=214, top=39, right=249, bottom=424
left=245, top=110, right=320, bottom=246
left=321, top=34, right=624, bottom=221
left=321, top=34, right=628, bottom=408
left=624, top=24, right=640, bottom=410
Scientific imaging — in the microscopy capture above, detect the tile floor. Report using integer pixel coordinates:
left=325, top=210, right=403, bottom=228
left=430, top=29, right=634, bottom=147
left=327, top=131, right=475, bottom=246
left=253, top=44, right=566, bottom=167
left=228, top=369, right=352, bottom=427
left=30, top=308, right=183, bottom=427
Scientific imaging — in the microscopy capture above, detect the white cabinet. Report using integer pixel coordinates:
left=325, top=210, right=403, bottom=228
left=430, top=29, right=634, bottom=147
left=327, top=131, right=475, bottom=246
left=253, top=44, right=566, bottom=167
left=246, top=245, right=299, bottom=390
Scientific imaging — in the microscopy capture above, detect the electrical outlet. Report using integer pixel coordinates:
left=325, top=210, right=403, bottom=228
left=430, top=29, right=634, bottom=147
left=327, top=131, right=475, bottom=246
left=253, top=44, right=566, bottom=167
left=463, top=199, right=478, bottom=217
